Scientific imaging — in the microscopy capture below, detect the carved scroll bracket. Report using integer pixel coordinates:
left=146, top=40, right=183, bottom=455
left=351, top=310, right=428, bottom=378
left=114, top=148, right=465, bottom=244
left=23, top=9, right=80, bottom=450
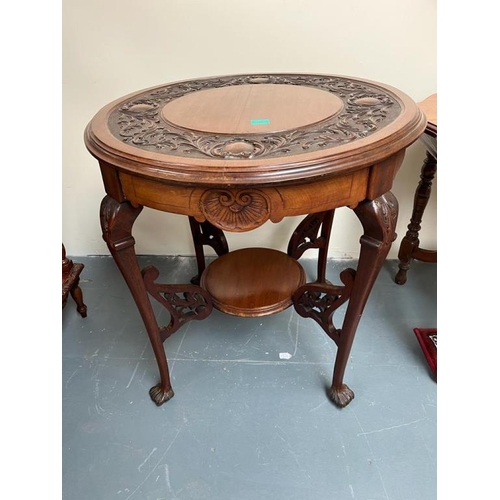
left=189, top=217, right=229, bottom=285
left=142, top=265, right=213, bottom=342
left=288, top=210, right=335, bottom=283
left=293, top=268, right=356, bottom=344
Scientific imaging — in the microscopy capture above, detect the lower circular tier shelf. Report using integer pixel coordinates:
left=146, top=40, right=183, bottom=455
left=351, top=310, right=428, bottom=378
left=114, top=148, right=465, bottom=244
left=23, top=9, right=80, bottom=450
left=200, top=247, right=306, bottom=317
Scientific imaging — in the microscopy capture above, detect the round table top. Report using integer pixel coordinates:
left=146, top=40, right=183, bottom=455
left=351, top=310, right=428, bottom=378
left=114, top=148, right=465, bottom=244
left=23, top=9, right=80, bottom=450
left=85, top=73, right=426, bottom=186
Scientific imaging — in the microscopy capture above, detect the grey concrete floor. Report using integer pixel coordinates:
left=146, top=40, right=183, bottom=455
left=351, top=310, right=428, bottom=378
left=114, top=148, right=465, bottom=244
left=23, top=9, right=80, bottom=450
left=62, top=255, right=437, bottom=500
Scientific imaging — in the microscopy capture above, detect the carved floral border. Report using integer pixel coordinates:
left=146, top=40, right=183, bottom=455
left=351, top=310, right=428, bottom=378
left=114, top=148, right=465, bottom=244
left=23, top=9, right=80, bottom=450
left=108, top=74, right=401, bottom=160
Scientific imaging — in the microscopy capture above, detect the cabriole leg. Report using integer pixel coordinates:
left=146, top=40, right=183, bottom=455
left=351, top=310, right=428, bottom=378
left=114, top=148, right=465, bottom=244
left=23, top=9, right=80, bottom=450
left=294, top=193, right=398, bottom=408
left=100, top=195, right=174, bottom=405
left=330, top=192, right=398, bottom=406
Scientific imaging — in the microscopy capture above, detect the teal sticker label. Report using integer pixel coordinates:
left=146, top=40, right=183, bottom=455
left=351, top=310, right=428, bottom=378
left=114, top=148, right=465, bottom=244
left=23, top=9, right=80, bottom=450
left=250, top=118, right=270, bottom=125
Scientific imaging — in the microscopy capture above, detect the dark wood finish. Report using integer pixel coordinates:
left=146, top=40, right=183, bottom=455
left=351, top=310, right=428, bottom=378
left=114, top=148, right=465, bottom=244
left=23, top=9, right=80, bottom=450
left=142, top=265, right=213, bottom=342
left=293, top=269, right=356, bottom=345
left=288, top=210, right=335, bottom=283
left=188, top=217, right=229, bottom=285
left=294, top=191, right=398, bottom=407
left=200, top=248, right=306, bottom=317
left=99, top=196, right=174, bottom=405
left=395, top=94, right=437, bottom=285
left=62, top=244, right=87, bottom=317
left=85, top=73, right=426, bottom=408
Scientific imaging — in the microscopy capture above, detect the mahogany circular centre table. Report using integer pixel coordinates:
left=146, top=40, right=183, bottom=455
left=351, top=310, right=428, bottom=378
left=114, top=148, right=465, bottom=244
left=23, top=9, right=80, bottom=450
left=85, top=73, right=426, bottom=408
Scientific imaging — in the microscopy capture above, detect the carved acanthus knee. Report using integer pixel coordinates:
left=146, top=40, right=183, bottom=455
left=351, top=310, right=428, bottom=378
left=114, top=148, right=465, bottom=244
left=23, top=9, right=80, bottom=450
left=100, top=195, right=143, bottom=252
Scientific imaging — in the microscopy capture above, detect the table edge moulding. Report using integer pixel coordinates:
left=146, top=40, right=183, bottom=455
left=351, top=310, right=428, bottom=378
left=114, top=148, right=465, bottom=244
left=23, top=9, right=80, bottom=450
left=84, top=73, right=426, bottom=409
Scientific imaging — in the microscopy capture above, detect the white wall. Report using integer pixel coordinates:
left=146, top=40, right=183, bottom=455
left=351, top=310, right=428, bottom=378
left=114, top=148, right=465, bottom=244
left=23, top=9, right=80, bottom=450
left=62, top=0, right=437, bottom=259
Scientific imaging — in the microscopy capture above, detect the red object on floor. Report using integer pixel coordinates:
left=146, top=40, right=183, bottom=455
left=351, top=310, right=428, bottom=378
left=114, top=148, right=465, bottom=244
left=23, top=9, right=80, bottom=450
left=413, top=328, right=437, bottom=374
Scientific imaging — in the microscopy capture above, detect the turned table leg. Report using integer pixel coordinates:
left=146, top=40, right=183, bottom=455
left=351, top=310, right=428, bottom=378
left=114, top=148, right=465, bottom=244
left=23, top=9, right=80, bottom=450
left=70, top=279, right=88, bottom=318
left=294, top=192, right=398, bottom=407
left=395, top=151, right=437, bottom=285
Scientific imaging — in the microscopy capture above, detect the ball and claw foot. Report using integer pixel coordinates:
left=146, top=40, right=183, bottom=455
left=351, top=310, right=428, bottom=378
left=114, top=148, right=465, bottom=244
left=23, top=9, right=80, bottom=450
left=149, top=384, right=175, bottom=406
left=329, top=384, right=355, bottom=408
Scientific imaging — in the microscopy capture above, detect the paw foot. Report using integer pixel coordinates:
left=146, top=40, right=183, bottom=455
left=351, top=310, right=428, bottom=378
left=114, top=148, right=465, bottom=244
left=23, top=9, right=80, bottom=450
left=77, top=305, right=88, bottom=318
left=329, top=384, right=355, bottom=408
left=149, top=384, right=175, bottom=406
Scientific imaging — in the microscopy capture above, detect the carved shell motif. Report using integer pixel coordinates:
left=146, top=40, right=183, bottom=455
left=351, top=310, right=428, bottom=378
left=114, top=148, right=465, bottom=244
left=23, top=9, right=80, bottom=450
left=200, top=189, right=271, bottom=232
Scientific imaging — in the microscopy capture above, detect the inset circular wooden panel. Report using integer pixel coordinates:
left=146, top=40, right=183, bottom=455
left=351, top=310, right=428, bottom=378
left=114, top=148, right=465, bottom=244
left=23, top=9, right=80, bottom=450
left=161, top=84, right=344, bottom=135
left=200, top=248, right=306, bottom=317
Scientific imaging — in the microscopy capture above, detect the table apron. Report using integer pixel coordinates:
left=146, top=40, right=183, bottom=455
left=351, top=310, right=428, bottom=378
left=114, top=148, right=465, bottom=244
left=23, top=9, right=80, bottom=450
left=119, top=170, right=365, bottom=228
left=99, top=151, right=404, bottom=232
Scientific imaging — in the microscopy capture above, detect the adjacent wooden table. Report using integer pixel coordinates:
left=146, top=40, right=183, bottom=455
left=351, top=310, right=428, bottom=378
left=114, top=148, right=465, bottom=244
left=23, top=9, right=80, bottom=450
left=395, top=93, right=437, bottom=284
left=85, top=73, right=426, bottom=408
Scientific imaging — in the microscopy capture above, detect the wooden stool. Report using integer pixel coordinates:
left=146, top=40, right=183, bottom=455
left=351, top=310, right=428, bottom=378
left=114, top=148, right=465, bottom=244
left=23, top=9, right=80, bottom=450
left=62, top=244, right=87, bottom=317
left=395, top=94, right=437, bottom=285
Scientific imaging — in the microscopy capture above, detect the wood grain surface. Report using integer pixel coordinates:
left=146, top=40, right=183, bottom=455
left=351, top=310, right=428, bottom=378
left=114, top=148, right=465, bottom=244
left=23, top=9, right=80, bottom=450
left=418, top=93, right=437, bottom=127
left=200, top=248, right=306, bottom=317
left=161, top=84, right=343, bottom=134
